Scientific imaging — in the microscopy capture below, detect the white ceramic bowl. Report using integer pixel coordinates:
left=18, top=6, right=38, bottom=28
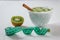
left=29, top=10, right=52, bottom=26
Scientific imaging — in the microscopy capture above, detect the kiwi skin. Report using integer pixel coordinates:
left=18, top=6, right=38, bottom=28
left=11, top=21, right=24, bottom=26
left=11, top=16, right=24, bottom=26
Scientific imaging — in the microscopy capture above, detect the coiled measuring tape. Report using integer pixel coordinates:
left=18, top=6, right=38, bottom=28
left=5, top=26, right=50, bottom=36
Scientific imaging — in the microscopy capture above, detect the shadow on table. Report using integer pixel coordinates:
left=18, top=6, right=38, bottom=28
left=30, top=35, right=52, bottom=38
left=46, top=23, right=60, bottom=36
left=8, top=34, right=23, bottom=40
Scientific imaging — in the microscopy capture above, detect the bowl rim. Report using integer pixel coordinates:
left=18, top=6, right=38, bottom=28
left=29, top=7, right=53, bottom=14
left=29, top=11, right=53, bottom=14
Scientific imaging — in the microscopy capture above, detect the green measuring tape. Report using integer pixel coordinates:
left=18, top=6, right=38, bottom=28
left=5, top=26, right=50, bottom=36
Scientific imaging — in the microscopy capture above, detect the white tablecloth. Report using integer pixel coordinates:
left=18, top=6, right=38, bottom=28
left=0, top=1, right=60, bottom=40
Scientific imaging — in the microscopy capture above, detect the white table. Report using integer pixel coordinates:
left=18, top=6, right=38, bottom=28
left=0, top=1, right=60, bottom=40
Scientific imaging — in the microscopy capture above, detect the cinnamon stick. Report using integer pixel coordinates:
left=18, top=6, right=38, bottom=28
left=23, top=4, right=33, bottom=11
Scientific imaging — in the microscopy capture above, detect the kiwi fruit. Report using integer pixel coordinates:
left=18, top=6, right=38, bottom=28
left=11, top=16, right=24, bottom=26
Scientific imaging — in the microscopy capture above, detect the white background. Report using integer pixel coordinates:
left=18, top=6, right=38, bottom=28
left=0, top=1, right=60, bottom=40
left=0, top=0, right=59, bottom=1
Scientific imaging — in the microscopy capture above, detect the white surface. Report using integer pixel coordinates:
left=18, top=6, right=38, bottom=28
left=0, top=0, right=60, bottom=1
left=0, top=1, right=60, bottom=40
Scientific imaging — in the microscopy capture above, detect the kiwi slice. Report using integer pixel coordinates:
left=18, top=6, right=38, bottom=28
left=11, top=16, right=24, bottom=26
left=32, top=7, right=51, bottom=12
